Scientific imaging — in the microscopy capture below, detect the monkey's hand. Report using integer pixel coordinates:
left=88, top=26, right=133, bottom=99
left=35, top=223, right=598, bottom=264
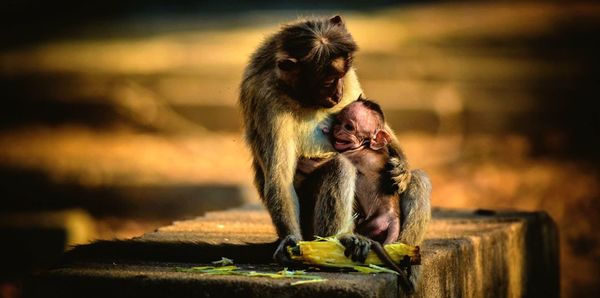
left=338, top=234, right=372, bottom=263
left=383, top=157, right=411, bottom=194
left=273, top=234, right=301, bottom=265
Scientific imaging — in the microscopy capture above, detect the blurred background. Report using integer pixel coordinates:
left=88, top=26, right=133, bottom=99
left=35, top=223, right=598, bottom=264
left=0, top=1, right=598, bottom=297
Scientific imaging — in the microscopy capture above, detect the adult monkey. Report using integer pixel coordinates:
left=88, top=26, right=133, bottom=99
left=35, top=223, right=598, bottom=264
left=239, top=16, right=430, bottom=288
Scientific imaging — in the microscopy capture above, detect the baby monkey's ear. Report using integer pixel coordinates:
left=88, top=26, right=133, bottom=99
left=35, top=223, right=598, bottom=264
left=369, top=129, right=391, bottom=150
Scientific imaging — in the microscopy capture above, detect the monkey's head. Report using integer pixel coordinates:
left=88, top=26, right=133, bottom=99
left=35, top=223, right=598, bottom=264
left=331, top=98, right=391, bottom=152
left=275, top=16, right=358, bottom=108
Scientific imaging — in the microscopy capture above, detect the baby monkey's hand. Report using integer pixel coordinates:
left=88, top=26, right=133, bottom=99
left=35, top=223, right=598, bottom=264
left=383, top=157, right=411, bottom=194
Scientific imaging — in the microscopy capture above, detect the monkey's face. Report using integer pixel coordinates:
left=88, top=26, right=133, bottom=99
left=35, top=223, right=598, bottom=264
left=275, top=16, right=357, bottom=108
left=277, top=55, right=351, bottom=108
left=331, top=102, right=380, bottom=152
left=314, top=56, right=348, bottom=108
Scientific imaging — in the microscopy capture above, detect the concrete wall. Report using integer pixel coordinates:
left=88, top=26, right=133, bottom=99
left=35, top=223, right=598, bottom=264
left=25, top=206, right=559, bottom=298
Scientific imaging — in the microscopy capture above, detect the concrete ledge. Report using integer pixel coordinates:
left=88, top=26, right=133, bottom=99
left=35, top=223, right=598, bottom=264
left=24, top=206, right=559, bottom=298
left=26, top=263, right=398, bottom=298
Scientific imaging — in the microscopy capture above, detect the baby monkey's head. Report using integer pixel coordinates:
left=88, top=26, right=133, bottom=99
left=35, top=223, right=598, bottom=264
left=331, top=97, right=392, bottom=152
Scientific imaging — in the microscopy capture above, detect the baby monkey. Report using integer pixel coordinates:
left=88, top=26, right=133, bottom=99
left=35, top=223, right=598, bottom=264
left=327, top=97, right=414, bottom=291
left=295, top=97, right=417, bottom=292
left=325, top=98, right=401, bottom=245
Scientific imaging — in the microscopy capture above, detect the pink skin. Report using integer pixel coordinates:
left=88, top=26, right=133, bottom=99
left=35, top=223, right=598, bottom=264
left=356, top=208, right=400, bottom=244
left=328, top=102, right=381, bottom=152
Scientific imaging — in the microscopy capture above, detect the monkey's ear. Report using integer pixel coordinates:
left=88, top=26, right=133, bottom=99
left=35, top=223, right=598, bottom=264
left=370, top=129, right=391, bottom=150
left=277, top=58, right=298, bottom=71
left=330, top=15, right=344, bottom=26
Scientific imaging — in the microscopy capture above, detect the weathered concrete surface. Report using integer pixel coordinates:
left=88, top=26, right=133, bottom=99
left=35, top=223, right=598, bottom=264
left=25, top=205, right=558, bottom=298
left=26, top=263, right=398, bottom=298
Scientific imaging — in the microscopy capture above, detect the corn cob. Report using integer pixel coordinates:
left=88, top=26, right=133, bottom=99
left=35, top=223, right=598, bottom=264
left=287, top=236, right=420, bottom=268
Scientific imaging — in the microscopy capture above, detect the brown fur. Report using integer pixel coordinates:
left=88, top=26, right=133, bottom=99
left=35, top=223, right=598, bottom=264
left=297, top=98, right=432, bottom=292
left=239, top=17, right=431, bottom=291
left=240, top=17, right=363, bottom=243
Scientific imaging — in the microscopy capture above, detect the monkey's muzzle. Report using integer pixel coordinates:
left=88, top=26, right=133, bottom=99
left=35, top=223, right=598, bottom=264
left=321, top=78, right=344, bottom=107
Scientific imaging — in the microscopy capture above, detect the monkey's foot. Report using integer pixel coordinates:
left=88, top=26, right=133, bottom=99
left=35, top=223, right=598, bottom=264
left=338, top=234, right=371, bottom=263
left=273, top=234, right=301, bottom=265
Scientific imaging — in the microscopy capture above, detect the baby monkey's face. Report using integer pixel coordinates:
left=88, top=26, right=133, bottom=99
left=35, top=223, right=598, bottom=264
left=332, top=102, right=382, bottom=152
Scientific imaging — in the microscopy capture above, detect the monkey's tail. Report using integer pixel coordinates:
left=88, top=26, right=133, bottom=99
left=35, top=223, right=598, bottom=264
left=370, top=241, right=415, bottom=294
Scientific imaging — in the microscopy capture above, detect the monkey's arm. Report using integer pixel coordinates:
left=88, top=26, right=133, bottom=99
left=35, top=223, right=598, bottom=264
left=261, top=116, right=302, bottom=239
left=257, top=115, right=306, bottom=264
left=382, top=124, right=412, bottom=194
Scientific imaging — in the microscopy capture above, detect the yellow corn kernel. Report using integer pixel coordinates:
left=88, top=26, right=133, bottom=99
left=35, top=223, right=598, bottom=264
left=287, top=237, right=420, bottom=268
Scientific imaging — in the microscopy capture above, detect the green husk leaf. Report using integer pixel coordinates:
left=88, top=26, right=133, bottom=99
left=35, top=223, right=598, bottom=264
left=179, top=263, right=326, bottom=284
left=246, top=272, right=286, bottom=278
left=367, top=264, right=400, bottom=275
left=352, top=265, right=385, bottom=274
left=177, top=265, right=239, bottom=274
left=212, top=257, right=234, bottom=266
left=290, top=279, right=327, bottom=286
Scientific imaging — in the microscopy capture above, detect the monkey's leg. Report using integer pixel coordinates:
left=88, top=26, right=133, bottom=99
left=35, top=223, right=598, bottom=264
left=399, top=169, right=431, bottom=245
left=309, top=155, right=357, bottom=238
left=252, top=159, right=265, bottom=199
left=398, top=169, right=432, bottom=293
left=299, top=155, right=375, bottom=263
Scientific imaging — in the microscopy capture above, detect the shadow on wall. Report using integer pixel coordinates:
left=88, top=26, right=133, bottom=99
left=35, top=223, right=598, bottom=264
left=0, top=166, right=248, bottom=219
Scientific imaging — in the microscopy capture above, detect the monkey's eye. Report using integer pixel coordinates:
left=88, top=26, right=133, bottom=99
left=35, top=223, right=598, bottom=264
left=344, top=123, right=354, bottom=131
left=277, top=58, right=297, bottom=71
left=323, top=78, right=336, bottom=88
left=346, top=55, right=353, bottom=68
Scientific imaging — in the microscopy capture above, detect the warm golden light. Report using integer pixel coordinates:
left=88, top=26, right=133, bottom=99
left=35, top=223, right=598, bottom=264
left=0, top=2, right=598, bottom=297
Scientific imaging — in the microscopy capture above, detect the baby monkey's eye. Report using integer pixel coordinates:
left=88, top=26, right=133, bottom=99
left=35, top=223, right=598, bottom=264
left=344, top=123, right=354, bottom=131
